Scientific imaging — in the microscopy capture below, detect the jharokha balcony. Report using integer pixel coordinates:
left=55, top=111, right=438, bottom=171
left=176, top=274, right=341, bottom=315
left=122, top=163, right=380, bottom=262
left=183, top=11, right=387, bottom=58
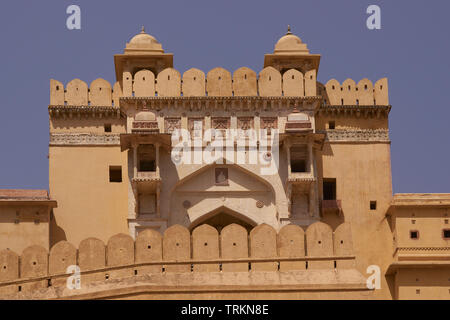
left=321, top=199, right=342, bottom=215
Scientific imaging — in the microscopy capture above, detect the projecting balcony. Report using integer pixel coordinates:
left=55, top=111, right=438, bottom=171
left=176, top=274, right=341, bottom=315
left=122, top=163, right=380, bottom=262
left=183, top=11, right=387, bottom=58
left=287, top=172, right=315, bottom=185
left=131, top=120, right=160, bottom=133
left=321, top=199, right=342, bottom=215
left=132, top=171, right=161, bottom=184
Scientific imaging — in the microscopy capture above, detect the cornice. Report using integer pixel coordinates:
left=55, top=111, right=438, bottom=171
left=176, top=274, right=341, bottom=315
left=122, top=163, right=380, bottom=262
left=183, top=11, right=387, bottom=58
left=317, top=105, right=391, bottom=118
left=119, top=95, right=322, bottom=112
left=48, top=105, right=125, bottom=119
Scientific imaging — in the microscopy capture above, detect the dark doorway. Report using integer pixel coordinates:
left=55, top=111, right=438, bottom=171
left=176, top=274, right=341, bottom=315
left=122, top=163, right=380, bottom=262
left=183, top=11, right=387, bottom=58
left=323, top=179, right=337, bottom=200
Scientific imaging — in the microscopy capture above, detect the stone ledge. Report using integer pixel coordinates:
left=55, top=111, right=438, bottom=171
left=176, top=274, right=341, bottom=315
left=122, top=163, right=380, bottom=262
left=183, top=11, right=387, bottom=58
left=1, top=269, right=370, bottom=300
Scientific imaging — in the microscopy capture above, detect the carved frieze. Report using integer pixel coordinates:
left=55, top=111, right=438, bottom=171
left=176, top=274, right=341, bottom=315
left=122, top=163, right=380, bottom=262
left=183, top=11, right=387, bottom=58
left=260, top=117, right=278, bottom=130
left=237, top=117, right=254, bottom=130
left=49, top=133, right=120, bottom=146
left=318, top=129, right=390, bottom=142
left=211, top=117, right=230, bottom=130
left=131, top=121, right=159, bottom=134
left=164, top=117, right=181, bottom=134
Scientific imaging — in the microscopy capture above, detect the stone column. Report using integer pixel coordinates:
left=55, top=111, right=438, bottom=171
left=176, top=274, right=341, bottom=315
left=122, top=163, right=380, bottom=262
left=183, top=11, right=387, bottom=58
left=309, top=182, right=315, bottom=217
left=286, top=139, right=291, bottom=175
left=156, top=184, right=161, bottom=217
left=308, top=140, right=314, bottom=175
left=132, top=142, right=138, bottom=178
left=155, top=142, right=160, bottom=177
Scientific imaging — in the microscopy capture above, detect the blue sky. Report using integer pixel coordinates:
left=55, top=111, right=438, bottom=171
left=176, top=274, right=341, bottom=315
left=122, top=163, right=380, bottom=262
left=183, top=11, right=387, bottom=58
left=0, top=0, right=448, bottom=193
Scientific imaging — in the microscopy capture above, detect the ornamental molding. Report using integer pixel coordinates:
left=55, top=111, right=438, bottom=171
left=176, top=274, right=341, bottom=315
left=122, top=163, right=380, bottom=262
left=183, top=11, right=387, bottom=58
left=318, top=129, right=390, bottom=142
left=49, top=133, right=120, bottom=146
left=397, top=247, right=450, bottom=252
left=120, top=96, right=321, bottom=112
left=48, top=106, right=124, bottom=119
left=318, top=105, right=391, bottom=118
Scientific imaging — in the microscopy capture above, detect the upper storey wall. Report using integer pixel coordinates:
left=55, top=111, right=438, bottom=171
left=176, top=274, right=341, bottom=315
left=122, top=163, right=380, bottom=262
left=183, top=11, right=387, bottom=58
left=50, top=68, right=389, bottom=106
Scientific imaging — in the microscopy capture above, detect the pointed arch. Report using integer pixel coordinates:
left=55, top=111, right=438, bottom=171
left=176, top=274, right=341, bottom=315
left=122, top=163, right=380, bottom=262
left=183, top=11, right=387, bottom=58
left=188, top=205, right=257, bottom=232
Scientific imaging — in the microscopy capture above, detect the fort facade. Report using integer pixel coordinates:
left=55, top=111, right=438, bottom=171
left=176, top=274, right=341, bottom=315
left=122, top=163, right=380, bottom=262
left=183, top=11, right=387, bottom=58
left=0, top=27, right=449, bottom=300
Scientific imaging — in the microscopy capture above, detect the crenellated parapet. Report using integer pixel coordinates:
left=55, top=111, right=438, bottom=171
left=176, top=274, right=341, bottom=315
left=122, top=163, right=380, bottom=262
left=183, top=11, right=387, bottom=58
left=50, top=67, right=389, bottom=106
left=0, top=222, right=356, bottom=297
left=318, top=78, right=389, bottom=106
left=50, top=78, right=123, bottom=107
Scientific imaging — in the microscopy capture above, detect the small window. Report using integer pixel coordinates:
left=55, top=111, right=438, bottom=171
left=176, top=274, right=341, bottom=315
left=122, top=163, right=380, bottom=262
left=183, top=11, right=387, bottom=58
left=104, top=123, right=112, bottom=132
left=370, top=201, right=377, bottom=210
left=109, top=166, right=122, bottom=183
left=443, top=229, right=450, bottom=239
left=410, top=230, right=419, bottom=240
left=323, top=179, right=336, bottom=200
left=328, top=121, right=335, bottom=130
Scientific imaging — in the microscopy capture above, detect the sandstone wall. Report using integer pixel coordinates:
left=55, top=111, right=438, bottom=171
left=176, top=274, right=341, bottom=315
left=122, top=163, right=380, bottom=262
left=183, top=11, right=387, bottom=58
left=0, top=222, right=355, bottom=295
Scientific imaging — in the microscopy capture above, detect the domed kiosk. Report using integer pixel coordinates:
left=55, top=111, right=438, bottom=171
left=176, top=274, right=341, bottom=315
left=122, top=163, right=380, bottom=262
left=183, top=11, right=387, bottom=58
left=114, top=26, right=173, bottom=81
left=264, top=25, right=321, bottom=74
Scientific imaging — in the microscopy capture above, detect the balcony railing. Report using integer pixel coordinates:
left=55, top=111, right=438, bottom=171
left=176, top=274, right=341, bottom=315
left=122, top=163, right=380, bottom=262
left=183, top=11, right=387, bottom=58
left=287, top=172, right=315, bottom=184
left=321, top=200, right=342, bottom=214
left=133, top=171, right=160, bottom=183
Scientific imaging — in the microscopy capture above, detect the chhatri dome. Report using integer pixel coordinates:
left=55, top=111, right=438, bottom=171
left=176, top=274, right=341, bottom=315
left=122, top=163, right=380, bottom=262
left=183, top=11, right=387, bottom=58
left=124, top=26, right=164, bottom=54
left=273, top=25, right=310, bottom=54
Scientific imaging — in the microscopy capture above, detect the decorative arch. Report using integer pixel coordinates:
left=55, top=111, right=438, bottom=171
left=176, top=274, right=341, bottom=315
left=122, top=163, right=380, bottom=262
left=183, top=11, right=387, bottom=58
left=189, top=205, right=257, bottom=232
left=170, top=159, right=277, bottom=196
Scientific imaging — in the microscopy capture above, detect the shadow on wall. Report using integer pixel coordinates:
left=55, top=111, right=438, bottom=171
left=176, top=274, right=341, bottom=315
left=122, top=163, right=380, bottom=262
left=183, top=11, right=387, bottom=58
left=49, top=210, right=67, bottom=248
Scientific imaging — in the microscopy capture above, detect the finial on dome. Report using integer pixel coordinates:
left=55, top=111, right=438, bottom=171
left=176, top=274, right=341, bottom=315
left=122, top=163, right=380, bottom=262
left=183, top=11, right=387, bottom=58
left=286, top=25, right=292, bottom=35
left=141, top=26, right=146, bottom=34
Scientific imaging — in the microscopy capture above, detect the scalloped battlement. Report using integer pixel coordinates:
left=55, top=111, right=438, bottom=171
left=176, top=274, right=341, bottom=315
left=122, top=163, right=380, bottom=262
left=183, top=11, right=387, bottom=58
left=50, top=68, right=389, bottom=106
left=0, top=222, right=355, bottom=296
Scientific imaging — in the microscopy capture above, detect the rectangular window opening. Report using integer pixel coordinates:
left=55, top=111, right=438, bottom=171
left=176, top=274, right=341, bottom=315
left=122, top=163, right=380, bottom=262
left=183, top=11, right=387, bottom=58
left=323, top=179, right=337, bottom=200
left=443, top=229, right=450, bottom=239
left=109, top=166, right=122, bottom=183
left=370, top=201, right=377, bottom=210
left=410, top=230, right=419, bottom=240
left=104, top=123, right=112, bottom=132
left=328, top=121, right=335, bottom=130
left=290, top=146, right=308, bottom=173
